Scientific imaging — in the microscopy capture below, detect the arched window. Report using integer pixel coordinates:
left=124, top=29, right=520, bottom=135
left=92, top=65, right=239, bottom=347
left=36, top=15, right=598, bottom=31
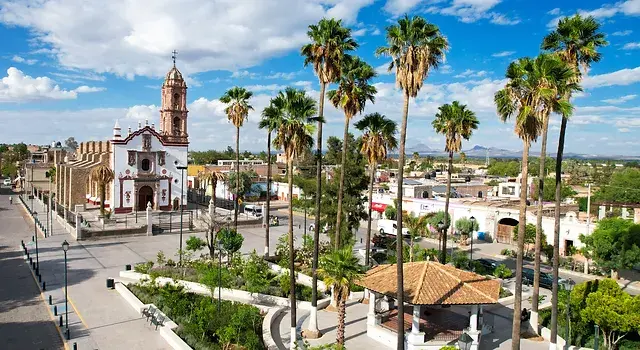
left=141, top=158, right=150, bottom=171
left=173, top=117, right=181, bottom=135
left=173, top=93, right=180, bottom=110
left=422, top=191, right=430, bottom=198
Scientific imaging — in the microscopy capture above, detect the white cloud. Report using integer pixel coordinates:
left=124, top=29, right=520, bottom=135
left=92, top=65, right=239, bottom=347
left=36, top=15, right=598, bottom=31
left=547, top=8, right=561, bottom=15
left=50, top=71, right=106, bottom=83
left=620, top=0, right=640, bottom=15
left=623, top=42, right=640, bottom=50
left=0, top=0, right=373, bottom=79
left=454, top=69, right=488, bottom=78
left=125, top=105, right=158, bottom=122
left=371, top=28, right=381, bottom=35
left=245, top=84, right=287, bottom=92
left=619, top=128, right=631, bottom=132
left=265, top=72, right=298, bottom=80
left=375, top=63, right=393, bottom=76
left=383, top=0, right=424, bottom=15
left=11, top=55, right=38, bottom=65
left=231, top=71, right=260, bottom=79
left=439, top=64, right=453, bottom=74
left=602, top=94, right=637, bottom=104
left=352, top=28, right=367, bottom=37
left=549, top=1, right=640, bottom=29
left=492, top=51, right=515, bottom=57
left=612, top=30, right=633, bottom=36
left=293, top=80, right=313, bottom=89
left=583, top=66, right=640, bottom=88
left=74, top=86, right=105, bottom=93
left=0, top=67, right=82, bottom=102
left=426, top=0, right=520, bottom=25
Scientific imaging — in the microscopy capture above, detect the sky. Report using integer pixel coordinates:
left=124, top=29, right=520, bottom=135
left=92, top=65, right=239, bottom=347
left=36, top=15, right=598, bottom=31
left=0, top=0, right=639, bottom=156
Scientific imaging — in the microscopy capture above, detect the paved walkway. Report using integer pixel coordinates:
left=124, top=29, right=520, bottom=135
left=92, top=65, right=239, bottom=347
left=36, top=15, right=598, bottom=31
left=18, top=193, right=170, bottom=350
left=0, top=186, right=63, bottom=350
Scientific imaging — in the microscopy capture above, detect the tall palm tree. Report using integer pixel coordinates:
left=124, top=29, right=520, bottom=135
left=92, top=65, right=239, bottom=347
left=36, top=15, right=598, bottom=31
left=355, top=113, right=398, bottom=266
left=272, top=87, right=318, bottom=349
left=541, top=14, right=607, bottom=346
left=494, top=54, right=577, bottom=349
left=318, top=247, right=362, bottom=347
left=259, top=102, right=284, bottom=258
left=403, top=213, right=428, bottom=262
left=376, top=15, right=448, bottom=348
left=431, top=101, right=479, bottom=263
left=328, top=55, right=377, bottom=249
left=301, top=19, right=357, bottom=337
left=220, top=87, right=254, bottom=230
left=91, top=165, right=114, bottom=216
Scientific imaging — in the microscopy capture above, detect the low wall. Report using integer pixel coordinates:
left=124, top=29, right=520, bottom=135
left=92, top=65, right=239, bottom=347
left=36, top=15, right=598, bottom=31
left=262, top=306, right=286, bottom=350
left=55, top=214, right=77, bottom=239
left=267, top=262, right=327, bottom=291
left=114, top=280, right=192, bottom=350
left=81, top=226, right=147, bottom=239
left=539, top=327, right=593, bottom=350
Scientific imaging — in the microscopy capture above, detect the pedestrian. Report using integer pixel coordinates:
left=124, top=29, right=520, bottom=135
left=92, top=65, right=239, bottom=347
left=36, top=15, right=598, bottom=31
left=9, top=196, right=12, bottom=205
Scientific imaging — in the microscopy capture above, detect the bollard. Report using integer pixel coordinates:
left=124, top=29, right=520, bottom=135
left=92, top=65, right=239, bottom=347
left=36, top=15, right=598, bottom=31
left=32, top=235, right=34, bottom=242
left=49, top=295, right=53, bottom=305
left=53, top=305, right=58, bottom=316
left=125, top=264, right=131, bottom=271
left=59, top=315, right=63, bottom=327
left=42, top=281, right=46, bottom=291
left=38, top=273, right=41, bottom=282
left=73, top=342, right=77, bottom=350
left=21, top=240, right=24, bottom=248
left=65, top=328, right=70, bottom=340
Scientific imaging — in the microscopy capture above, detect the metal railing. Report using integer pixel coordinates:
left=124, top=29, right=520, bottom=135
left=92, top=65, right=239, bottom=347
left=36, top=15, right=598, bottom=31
left=19, top=194, right=47, bottom=236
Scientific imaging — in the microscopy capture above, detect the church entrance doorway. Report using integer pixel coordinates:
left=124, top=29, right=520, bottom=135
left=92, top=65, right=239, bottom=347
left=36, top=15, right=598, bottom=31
left=138, top=186, right=154, bottom=211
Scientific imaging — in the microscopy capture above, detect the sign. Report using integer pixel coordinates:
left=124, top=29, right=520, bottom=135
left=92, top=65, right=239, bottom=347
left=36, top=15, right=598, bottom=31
left=371, top=202, right=388, bottom=212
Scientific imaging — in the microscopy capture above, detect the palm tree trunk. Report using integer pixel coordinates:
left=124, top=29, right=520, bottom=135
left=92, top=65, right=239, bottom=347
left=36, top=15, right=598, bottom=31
left=234, top=126, right=240, bottom=230
left=366, top=161, right=376, bottom=267
left=99, top=183, right=106, bottom=215
left=288, top=159, right=297, bottom=344
left=334, top=115, right=350, bottom=249
left=532, top=113, right=550, bottom=323
left=336, top=292, right=346, bottom=346
left=440, top=151, right=453, bottom=263
left=309, top=81, right=326, bottom=338
left=265, top=131, right=272, bottom=258
left=511, top=139, right=530, bottom=350
left=396, top=91, right=410, bottom=349
left=550, top=116, right=568, bottom=346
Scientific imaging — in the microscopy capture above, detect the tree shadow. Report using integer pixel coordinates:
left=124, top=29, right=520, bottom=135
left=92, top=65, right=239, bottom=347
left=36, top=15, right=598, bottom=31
left=0, top=320, right=64, bottom=350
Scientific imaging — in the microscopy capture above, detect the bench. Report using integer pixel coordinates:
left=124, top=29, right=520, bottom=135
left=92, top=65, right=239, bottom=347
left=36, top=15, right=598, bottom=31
left=151, top=314, right=165, bottom=330
left=142, top=305, right=156, bottom=321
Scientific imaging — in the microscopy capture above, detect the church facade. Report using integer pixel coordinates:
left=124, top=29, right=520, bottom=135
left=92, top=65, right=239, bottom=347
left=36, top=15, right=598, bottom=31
left=56, top=63, right=189, bottom=213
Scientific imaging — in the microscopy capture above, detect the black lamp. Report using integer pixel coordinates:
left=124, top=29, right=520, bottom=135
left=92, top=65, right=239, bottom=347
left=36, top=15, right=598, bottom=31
left=458, top=332, right=473, bottom=350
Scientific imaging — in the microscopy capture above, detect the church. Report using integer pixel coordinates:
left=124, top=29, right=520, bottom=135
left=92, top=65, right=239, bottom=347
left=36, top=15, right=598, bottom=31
left=56, top=60, right=189, bottom=213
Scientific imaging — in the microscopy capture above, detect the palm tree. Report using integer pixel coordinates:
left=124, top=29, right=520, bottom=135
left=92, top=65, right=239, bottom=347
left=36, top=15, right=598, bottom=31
left=91, top=165, right=114, bottom=216
left=272, top=87, right=318, bottom=349
left=355, top=113, right=398, bottom=266
left=220, top=87, right=254, bottom=230
left=431, top=101, right=479, bottom=263
left=259, top=103, right=284, bottom=258
left=376, top=15, right=448, bottom=348
left=328, top=55, right=377, bottom=249
left=494, top=53, right=578, bottom=349
left=199, top=170, right=225, bottom=257
left=301, top=19, right=357, bottom=337
left=318, top=247, right=362, bottom=347
left=403, top=213, right=428, bottom=262
left=541, top=14, right=607, bottom=346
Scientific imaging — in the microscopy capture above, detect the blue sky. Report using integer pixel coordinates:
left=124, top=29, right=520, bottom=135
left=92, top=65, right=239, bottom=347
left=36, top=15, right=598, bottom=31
left=0, top=0, right=639, bottom=156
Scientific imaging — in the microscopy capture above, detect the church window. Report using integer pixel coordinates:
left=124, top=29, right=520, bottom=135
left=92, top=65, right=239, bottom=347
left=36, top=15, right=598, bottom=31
left=141, top=158, right=151, bottom=171
left=173, top=117, right=181, bottom=135
left=173, top=93, right=180, bottom=110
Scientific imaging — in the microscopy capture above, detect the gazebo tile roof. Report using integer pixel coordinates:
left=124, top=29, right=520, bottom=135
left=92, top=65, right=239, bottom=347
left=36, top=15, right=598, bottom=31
left=357, top=261, right=501, bottom=305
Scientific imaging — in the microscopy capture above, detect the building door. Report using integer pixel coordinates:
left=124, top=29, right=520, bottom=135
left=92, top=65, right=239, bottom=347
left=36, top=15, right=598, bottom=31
left=496, top=217, right=518, bottom=244
left=138, top=186, right=154, bottom=211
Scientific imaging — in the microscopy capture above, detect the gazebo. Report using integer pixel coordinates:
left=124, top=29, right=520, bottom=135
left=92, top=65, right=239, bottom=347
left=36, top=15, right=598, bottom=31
left=357, top=261, right=501, bottom=350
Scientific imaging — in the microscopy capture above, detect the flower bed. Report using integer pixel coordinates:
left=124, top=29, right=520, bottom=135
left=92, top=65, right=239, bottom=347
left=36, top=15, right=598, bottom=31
left=129, top=282, right=265, bottom=350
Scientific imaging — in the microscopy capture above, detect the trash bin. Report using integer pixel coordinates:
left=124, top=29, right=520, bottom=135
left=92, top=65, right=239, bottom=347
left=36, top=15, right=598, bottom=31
left=477, top=231, right=485, bottom=241
left=106, top=278, right=115, bottom=289
left=125, top=264, right=131, bottom=271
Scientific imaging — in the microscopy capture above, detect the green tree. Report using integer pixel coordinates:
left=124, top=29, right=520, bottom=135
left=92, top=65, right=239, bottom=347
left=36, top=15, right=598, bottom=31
left=427, top=210, right=451, bottom=252
left=580, top=218, right=640, bottom=279
left=532, top=178, right=577, bottom=201
left=542, top=14, right=608, bottom=345
left=487, top=160, right=521, bottom=177
left=384, top=205, right=397, bottom=221
left=581, top=279, right=640, bottom=349
left=403, top=213, right=429, bottom=262
left=272, top=87, right=317, bottom=344
left=494, top=53, right=578, bottom=347
left=432, top=101, right=479, bottom=263
left=376, top=16, right=448, bottom=347
left=355, top=113, right=398, bottom=266
left=328, top=55, right=377, bottom=249
left=90, top=165, right=114, bottom=216
left=318, top=247, right=363, bottom=347
left=226, top=170, right=257, bottom=201
left=186, top=236, right=206, bottom=252
left=243, top=250, right=270, bottom=294
left=455, top=217, right=479, bottom=238
left=218, top=227, right=244, bottom=264
left=514, top=223, right=537, bottom=254
left=220, top=86, right=254, bottom=230
left=593, top=168, right=640, bottom=205
left=13, top=143, right=30, bottom=161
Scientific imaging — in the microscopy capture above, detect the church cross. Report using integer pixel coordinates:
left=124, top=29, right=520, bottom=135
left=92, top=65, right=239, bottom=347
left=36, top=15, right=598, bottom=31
left=171, top=50, right=178, bottom=66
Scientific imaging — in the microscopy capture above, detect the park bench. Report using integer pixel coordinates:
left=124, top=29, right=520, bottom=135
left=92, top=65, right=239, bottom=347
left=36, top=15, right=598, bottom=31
left=151, top=314, right=165, bottom=330
left=142, top=305, right=156, bottom=321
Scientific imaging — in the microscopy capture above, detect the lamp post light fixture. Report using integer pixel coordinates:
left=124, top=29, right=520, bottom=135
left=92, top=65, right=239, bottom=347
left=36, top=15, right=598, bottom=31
left=62, top=240, right=70, bottom=340
left=217, top=239, right=223, bottom=313
left=469, top=216, right=476, bottom=269
left=561, top=279, right=576, bottom=349
left=457, top=331, right=473, bottom=350
left=176, top=165, right=188, bottom=266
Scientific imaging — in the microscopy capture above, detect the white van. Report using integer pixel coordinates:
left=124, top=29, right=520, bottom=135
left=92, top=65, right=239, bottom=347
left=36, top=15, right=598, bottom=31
left=244, top=204, right=263, bottom=217
left=377, top=219, right=410, bottom=237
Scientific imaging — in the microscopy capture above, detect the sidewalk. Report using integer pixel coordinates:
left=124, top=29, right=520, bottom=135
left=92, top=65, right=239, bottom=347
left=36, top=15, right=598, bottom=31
left=21, top=196, right=170, bottom=350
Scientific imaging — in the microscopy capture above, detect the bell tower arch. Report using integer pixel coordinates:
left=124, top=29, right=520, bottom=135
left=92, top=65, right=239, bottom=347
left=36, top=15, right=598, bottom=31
left=160, top=50, right=188, bottom=143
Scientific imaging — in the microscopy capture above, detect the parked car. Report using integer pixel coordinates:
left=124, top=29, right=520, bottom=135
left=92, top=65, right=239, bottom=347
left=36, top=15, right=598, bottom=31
left=522, top=268, right=566, bottom=289
left=476, top=258, right=499, bottom=272
left=377, top=219, right=410, bottom=237
left=2, top=178, right=11, bottom=186
left=371, top=234, right=395, bottom=249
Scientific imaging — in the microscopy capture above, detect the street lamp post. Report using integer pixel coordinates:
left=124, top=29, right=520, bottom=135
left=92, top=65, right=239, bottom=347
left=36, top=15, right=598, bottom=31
left=34, top=211, right=39, bottom=272
left=562, top=279, right=575, bottom=349
left=457, top=332, right=473, bottom=350
left=594, top=324, right=599, bottom=350
left=62, top=240, right=70, bottom=340
left=437, top=220, right=445, bottom=258
left=217, top=239, right=223, bottom=313
left=177, top=165, right=188, bottom=266
left=469, top=216, right=476, bottom=269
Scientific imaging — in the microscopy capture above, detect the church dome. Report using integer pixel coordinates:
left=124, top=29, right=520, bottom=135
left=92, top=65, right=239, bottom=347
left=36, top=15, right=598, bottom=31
left=165, top=66, right=184, bottom=82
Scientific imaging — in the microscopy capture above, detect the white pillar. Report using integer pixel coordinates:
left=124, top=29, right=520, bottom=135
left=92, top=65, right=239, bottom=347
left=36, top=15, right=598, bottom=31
left=407, top=304, right=425, bottom=346
left=470, top=304, right=478, bottom=331
left=208, top=199, right=214, bottom=218
left=146, top=202, right=152, bottom=236
left=290, top=327, right=296, bottom=350
left=75, top=213, right=82, bottom=240
left=411, top=305, right=421, bottom=334
left=367, top=290, right=377, bottom=325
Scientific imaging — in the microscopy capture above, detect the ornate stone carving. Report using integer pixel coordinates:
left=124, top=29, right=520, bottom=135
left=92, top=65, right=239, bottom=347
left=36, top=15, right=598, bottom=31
left=142, top=134, right=152, bottom=151
left=158, top=151, right=166, bottom=166
left=127, top=150, right=136, bottom=166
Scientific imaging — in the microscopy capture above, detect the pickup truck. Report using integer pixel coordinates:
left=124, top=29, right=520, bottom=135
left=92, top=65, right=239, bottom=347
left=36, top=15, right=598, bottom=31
left=377, top=219, right=410, bottom=237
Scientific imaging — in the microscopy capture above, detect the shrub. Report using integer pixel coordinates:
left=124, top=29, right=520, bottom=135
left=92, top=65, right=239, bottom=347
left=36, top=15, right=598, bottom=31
left=494, top=264, right=512, bottom=279
left=439, top=346, right=457, bottom=350
left=500, top=248, right=511, bottom=256
left=243, top=250, right=270, bottom=294
left=452, top=251, right=469, bottom=269
left=499, top=288, right=513, bottom=298
left=134, top=261, right=154, bottom=274
left=186, top=236, right=206, bottom=252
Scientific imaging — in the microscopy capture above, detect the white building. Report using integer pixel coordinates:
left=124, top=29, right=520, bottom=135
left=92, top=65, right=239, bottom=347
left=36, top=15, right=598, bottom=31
left=497, top=174, right=533, bottom=199
left=109, top=63, right=189, bottom=213
left=217, top=158, right=265, bottom=166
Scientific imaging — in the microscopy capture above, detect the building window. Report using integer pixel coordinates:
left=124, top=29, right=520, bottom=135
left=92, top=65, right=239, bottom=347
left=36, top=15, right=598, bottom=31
left=141, top=158, right=151, bottom=171
left=173, top=117, right=181, bottom=135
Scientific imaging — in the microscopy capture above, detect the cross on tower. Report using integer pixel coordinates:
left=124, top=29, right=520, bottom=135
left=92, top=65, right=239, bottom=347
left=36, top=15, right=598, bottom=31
left=171, top=50, right=178, bottom=66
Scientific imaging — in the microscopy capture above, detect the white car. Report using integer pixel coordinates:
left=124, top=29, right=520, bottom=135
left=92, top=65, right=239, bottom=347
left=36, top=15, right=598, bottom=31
left=377, top=219, right=410, bottom=237
left=3, top=178, right=11, bottom=186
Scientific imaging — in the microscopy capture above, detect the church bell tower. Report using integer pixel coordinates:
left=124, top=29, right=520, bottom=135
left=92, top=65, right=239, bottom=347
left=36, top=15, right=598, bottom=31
left=160, top=50, right=188, bottom=144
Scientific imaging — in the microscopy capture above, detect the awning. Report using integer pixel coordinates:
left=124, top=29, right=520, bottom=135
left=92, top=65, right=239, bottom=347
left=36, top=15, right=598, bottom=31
left=371, top=202, right=388, bottom=213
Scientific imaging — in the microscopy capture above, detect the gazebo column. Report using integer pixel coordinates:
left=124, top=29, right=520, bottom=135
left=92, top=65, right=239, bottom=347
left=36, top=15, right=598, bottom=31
left=468, top=304, right=480, bottom=350
left=366, top=290, right=377, bottom=325
left=407, top=305, right=425, bottom=347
